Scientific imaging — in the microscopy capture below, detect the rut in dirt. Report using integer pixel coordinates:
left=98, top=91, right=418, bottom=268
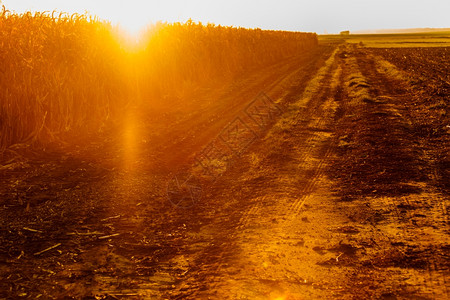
left=167, top=46, right=344, bottom=299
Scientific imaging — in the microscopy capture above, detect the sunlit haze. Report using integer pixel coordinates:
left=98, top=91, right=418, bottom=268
left=3, top=0, right=449, bottom=36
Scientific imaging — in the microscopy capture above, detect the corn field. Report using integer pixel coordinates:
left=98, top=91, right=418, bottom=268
left=0, top=8, right=318, bottom=152
left=136, top=20, right=318, bottom=100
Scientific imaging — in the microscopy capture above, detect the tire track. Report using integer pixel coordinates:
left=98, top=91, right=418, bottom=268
left=236, top=48, right=339, bottom=229
left=286, top=50, right=340, bottom=216
left=170, top=46, right=348, bottom=299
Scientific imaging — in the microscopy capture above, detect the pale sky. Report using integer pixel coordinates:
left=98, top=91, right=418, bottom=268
left=2, top=0, right=449, bottom=35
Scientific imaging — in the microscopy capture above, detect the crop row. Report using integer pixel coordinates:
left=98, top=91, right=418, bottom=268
left=0, top=8, right=318, bottom=151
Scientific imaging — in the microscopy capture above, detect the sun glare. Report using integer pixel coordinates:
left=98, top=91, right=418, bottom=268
left=2, top=1, right=158, bottom=44
left=114, top=16, right=150, bottom=43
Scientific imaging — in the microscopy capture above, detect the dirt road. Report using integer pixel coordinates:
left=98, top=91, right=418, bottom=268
left=0, top=44, right=448, bottom=299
